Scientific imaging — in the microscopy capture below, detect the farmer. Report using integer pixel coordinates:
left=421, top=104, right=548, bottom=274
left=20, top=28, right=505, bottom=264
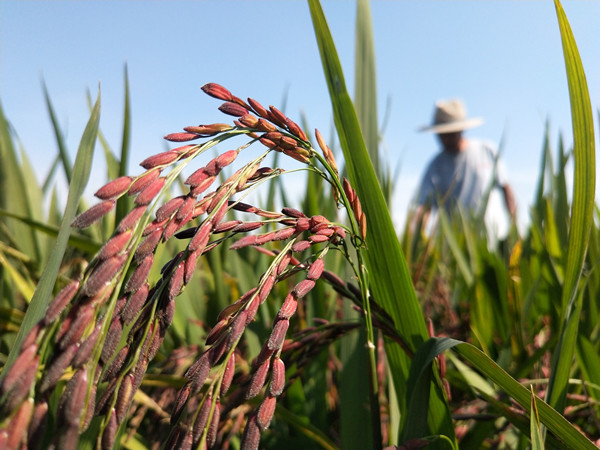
left=414, top=99, right=516, bottom=237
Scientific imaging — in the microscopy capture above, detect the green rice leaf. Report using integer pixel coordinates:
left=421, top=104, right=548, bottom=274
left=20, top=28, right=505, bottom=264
left=0, top=103, right=41, bottom=266
left=0, top=248, right=36, bottom=302
left=275, top=404, right=339, bottom=450
left=530, top=386, right=545, bottom=450
left=116, top=65, right=132, bottom=223
left=2, top=89, right=101, bottom=373
left=441, top=338, right=597, bottom=449
left=43, top=81, right=72, bottom=182
left=354, top=0, right=379, bottom=176
left=546, top=0, right=596, bottom=413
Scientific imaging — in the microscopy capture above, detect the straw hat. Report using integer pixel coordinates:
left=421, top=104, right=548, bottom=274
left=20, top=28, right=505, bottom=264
left=419, top=99, right=484, bottom=134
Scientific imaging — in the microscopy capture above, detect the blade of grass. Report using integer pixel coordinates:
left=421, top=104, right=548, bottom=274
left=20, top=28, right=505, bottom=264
left=276, top=404, right=339, bottom=450
left=0, top=103, right=42, bottom=266
left=431, top=338, right=597, bottom=449
left=530, top=386, right=545, bottom=450
left=0, top=247, right=36, bottom=302
left=546, top=0, right=596, bottom=414
left=354, top=0, right=379, bottom=176
left=2, top=89, right=101, bottom=374
left=116, top=65, right=132, bottom=224
left=43, top=80, right=72, bottom=183
left=308, top=0, right=455, bottom=444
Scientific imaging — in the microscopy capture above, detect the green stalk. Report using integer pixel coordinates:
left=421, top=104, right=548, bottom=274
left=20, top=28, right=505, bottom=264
left=311, top=147, right=382, bottom=447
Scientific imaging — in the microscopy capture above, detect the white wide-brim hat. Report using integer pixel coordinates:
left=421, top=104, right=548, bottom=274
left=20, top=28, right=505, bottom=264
left=419, top=99, right=484, bottom=134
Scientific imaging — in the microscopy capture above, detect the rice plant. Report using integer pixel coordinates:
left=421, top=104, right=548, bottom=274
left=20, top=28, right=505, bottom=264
left=0, top=0, right=599, bottom=449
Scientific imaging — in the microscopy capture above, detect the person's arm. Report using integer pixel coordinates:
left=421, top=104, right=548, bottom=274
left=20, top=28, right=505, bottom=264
left=501, top=183, right=517, bottom=222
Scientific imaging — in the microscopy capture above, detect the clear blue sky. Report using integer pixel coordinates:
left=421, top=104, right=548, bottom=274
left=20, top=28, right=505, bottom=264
left=1, top=1, right=599, bottom=229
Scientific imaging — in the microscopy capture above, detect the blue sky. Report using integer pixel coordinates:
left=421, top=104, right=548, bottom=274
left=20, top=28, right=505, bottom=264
left=1, top=1, right=599, bottom=229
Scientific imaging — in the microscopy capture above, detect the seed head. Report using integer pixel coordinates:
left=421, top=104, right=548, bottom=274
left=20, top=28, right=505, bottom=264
left=185, top=167, right=210, bottom=187
left=125, top=255, right=153, bottom=294
left=98, top=231, right=132, bottom=260
left=202, top=83, right=234, bottom=102
left=58, top=304, right=94, bottom=350
left=308, top=234, right=329, bottom=244
left=276, top=252, right=293, bottom=276
left=122, top=283, right=149, bottom=324
left=269, top=357, right=285, bottom=397
left=291, top=240, right=311, bottom=253
left=129, top=169, right=161, bottom=194
left=215, top=149, right=239, bottom=170
left=156, top=196, right=185, bottom=222
left=229, top=234, right=258, bottom=250
left=5, top=398, right=33, bottom=450
left=60, top=367, right=89, bottom=427
left=21, top=322, right=42, bottom=350
left=171, top=382, right=192, bottom=425
left=140, top=150, right=180, bottom=170
left=164, top=132, right=202, bottom=142
left=256, top=395, right=276, bottom=430
left=184, top=250, right=199, bottom=284
left=1, top=343, right=37, bottom=395
left=44, top=280, right=80, bottom=325
left=134, top=177, right=165, bottom=205
left=307, top=259, right=325, bottom=281
left=82, top=254, right=127, bottom=297
left=219, top=101, right=248, bottom=117
left=258, top=274, right=276, bottom=304
left=191, top=175, right=217, bottom=196
left=102, top=409, right=118, bottom=450
left=189, top=222, right=212, bottom=253
left=276, top=294, right=297, bottom=320
left=226, top=311, right=248, bottom=352
left=285, top=118, right=307, bottom=141
left=220, top=353, right=235, bottom=396
left=267, top=319, right=289, bottom=351
left=294, top=218, right=311, bottom=232
left=71, top=200, right=115, bottom=229
left=206, top=399, right=221, bottom=448
left=267, top=227, right=291, bottom=242
left=100, top=318, right=123, bottom=364
left=115, top=373, right=134, bottom=423
left=246, top=359, right=270, bottom=399
left=28, top=400, right=49, bottom=447
left=117, top=205, right=147, bottom=233
left=135, top=228, right=162, bottom=262
left=94, top=176, right=132, bottom=200
left=247, top=97, right=269, bottom=118
left=192, top=395, right=212, bottom=445
left=245, top=297, right=260, bottom=325
left=241, top=414, right=261, bottom=450
left=185, top=353, right=211, bottom=390
left=232, top=221, right=263, bottom=233
left=72, top=323, right=102, bottom=368
left=167, top=262, right=185, bottom=301
left=238, top=113, right=259, bottom=128
left=268, top=106, right=287, bottom=128
left=173, top=144, right=199, bottom=156
left=40, top=343, right=78, bottom=393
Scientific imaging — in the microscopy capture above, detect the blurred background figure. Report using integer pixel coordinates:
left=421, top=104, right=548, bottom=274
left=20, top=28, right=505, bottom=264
left=413, top=99, right=517, bottom=239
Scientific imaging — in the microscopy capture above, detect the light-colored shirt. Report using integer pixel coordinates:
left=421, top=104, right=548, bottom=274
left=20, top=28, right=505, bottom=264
left=417, top=138, right=510, bottom=237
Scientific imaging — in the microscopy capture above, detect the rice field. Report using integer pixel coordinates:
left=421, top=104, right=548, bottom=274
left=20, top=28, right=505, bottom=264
left=0, top=1, right=599, bottom=449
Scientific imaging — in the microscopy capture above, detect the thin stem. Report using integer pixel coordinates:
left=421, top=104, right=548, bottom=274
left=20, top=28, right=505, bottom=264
left=312, top=149, right=382, bottom=448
